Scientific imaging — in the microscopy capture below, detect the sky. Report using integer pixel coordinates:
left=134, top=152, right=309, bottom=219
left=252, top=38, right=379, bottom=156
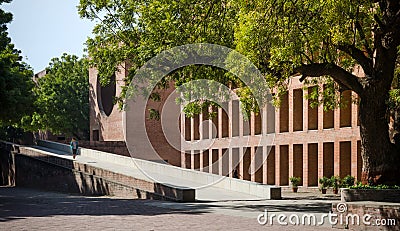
left=2, top=0, right=97, bottom=73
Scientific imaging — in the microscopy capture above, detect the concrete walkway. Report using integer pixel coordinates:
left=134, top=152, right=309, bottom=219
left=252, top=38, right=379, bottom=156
left=28, top=145, right=268, bottom=201
left=0, top=186, right=338, bottom=230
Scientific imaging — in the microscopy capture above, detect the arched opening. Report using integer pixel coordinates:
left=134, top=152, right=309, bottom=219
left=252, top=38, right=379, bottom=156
left=97, top=74, right=116, bottom=117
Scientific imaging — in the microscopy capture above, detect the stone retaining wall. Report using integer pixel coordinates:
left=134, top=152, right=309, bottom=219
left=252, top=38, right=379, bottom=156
left=341, top=188, right=400, bottom=202
left=36, top=139, right=282, bottom=199
left=332, top=202, right=399, bottom=231
left=0, top=141, right=195, bottom=202
left=18, top=146, right=195, bottom=201
left=52, top=140, right=130, bottom=157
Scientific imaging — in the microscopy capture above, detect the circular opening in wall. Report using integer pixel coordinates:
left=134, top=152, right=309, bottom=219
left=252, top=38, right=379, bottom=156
left=97, top=74, right=116, bottom=117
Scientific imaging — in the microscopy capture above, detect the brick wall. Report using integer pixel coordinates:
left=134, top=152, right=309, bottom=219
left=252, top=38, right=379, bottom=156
left=57, top=140, right=130, bottom=157
left=89, top=66, right=181, bottom=166
left=332, top=202, right=399, bottom=231
left=90, top=64, right=363, bottom=188
left=80, top=141, right=130, bottom=157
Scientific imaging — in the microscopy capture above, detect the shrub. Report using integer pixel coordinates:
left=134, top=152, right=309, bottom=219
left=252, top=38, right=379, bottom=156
left=350, top=182, right=400, bottom=189
left=319, top=176, right=331, bottom=189
left=341, top=175, right=355, bottom=188
left=289, top=176, right=301, bottom=187
left=330, top=176, right=341, bottom=189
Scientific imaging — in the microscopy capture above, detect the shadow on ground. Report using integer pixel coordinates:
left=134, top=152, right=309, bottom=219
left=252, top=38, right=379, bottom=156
left=0, top=186, right=337, bottom=223
left=0, top=186, right=210, bottom=222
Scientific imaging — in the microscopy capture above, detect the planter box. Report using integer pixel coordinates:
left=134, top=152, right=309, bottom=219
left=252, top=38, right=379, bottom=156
left=341, top=188, right=400, bottom=202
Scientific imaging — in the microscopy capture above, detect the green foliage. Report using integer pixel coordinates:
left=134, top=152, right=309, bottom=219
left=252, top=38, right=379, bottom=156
left=28, top=54, right=89, bottom=139
left=388, top=88, right=400, bottom=110
left=236, top=87, right=258, bottom=120
left=350, top=182, right=400, bottom=190
left=0, top=0, right=35, bottom=127
left=181, top=101, right=219, bottom=119
left=77, top=0, right=400, bottom=185
left=234, top=0, right=381, bottom=103
left=0, top=125, right=24, bottom=142
left=330, top=175, right=341, bottom=189
left=78, top=0, right=380, bottom=115
left=341, top=175, right=356, bottom=188
left=149, top=92, right=161, bottom=102
left=78, top=0, right=242, bottom=116
left=319, top=176, right=331, bottom=189
left=289, top=176, right=301, bottom=187
left=148, top=108, right=160, bottom=120
left=79, top=0, right=400, bottom=133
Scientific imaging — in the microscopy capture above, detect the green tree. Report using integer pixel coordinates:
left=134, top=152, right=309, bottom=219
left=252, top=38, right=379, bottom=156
left=0, top=0, right=34, bottom=127
left=30, top=54, right=89, bottom=140
left=78, top=0, right=237, bottom=108
left=233, top=0, right=400, bottom=185
left=79, top=0, right=400, bottom=185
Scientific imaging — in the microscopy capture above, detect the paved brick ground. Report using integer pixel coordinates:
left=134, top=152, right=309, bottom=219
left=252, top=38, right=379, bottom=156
left=0, top=187, right=334, bottom=230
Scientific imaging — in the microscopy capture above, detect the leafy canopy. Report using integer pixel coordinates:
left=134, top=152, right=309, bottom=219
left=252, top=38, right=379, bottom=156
left=0, top=0, right=35, bottom=126
left=78, top=0, right=252, bottom=115
left=28, top=54, right=89, bottom=139
left=79, top=0, right=400, bottom=113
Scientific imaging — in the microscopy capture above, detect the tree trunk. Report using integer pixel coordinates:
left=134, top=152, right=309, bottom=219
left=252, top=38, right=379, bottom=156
left=359, top=86, right=400, bottom=185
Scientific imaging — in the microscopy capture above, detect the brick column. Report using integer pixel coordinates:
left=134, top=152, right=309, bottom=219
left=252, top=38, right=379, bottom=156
left=181, top=152, right=185, bottom=168
left=275, top=108, right=280, bottom=134
left=263, top=145, right=268, bottom=184
left=239, top=105, right=244, bottom=138
left=191, top=150, right=195, bottom=170
left=351, top=138, right=359, bottom=179
left=318, top=142, right=324, bottom=180
left=200, top=150, right=204, bottom=172
left=334, top=141, right=340, bottom=176
left=288, top=144, right=294, bottom=179
left=208, top=105, right=213, bottom=139
left=239, top=147, right=244, bottom=180
left=199, top=113, right=203, bottom=140
left=334, top=109, right=340, bottom=130
left=228, top=147, right=233, bottom=177
left=275, top=145, right=281, bottom=185
left=334, top=91, right=340, bottom=130
left=303, top=143, right=309, bottom=186
left=318, top=84, right=324, bottom=131
left=208, top=149, right=213, bottom=174
left=180, top=112, right=186, bottom=168
left=229, top=100, right=233, bottom=138
left=250, top=146, right=255, bottom=182
left=262, top=105, right=267, bottom=135
left=218, top=107, right=222, bottom=139
left=218, top=148, right=223, bottom=175
left=303, top=91, right=309, bottom=131
left=352, top=92, right=358, bottom=128
left=289, top=89, right=294, bottom=133
left=190, top=117, right=194, bottom=142
left=250, top=111, right=255, bottom=136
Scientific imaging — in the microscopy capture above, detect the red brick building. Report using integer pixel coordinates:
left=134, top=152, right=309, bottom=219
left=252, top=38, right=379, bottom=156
left=89, top=66, right=362, bottom=187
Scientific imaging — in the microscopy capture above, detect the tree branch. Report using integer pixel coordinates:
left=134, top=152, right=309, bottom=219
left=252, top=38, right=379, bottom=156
left=337, top=44, right=373, bottom=77
left=294, top=63, right=364, bottom=94
left=354, top=20, right=374, bottom=58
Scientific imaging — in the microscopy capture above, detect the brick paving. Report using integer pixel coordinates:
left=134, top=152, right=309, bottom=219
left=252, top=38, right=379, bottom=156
left=0, top=187, right=334, bottom=230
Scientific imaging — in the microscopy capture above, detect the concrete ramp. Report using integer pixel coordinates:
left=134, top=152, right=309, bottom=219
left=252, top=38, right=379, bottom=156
left=29, top=140, right=281, bottom=201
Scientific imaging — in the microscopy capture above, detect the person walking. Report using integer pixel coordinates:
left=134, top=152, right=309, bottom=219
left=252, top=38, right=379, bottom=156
left=70, top=138, right=79, bottom=159
left=233, top=166, right=241, bottom=179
